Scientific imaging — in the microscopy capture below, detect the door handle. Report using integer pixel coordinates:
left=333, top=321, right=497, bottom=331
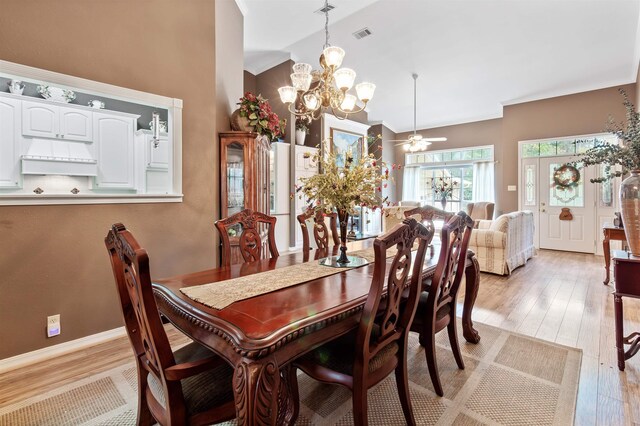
left=541, top=208, right=546, bottom=213
left=541, top=202, right=546, bottom=206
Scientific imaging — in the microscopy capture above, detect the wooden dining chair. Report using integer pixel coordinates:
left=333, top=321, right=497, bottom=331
left=105, top=223, right=236, bottom=426
left=297, top=209, right=340, bottom=252
left=215, top=208, right=279, bottom=267
left=404, top=204, right=454, bottom=228
left=410, top=211, right=474, bottom=397
left=289, top=218, right=434, bottom=426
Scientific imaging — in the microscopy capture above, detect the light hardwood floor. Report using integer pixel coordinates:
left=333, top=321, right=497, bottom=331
left=0, top=249, right=638, bottom=425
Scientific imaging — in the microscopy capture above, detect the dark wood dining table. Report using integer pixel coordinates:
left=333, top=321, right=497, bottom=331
left=152, top=241, right=480, bottom=426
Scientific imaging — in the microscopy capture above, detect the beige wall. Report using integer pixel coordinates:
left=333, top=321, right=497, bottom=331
left=394, top=85, right=634, bottom=215
left=255, top=61, right=295, bottom=144
left=244, top=70, right=257, bottom=95
left=501, top=84, right=634, bottom=213
left=0, top=0, right=232, bottom=359
left=395, top=119, right=502, bottom=206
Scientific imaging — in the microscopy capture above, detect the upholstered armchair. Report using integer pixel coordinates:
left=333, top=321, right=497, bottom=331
left=467, top=211, right=535, bottom=275
left=465, top=201, right=495, bottom=220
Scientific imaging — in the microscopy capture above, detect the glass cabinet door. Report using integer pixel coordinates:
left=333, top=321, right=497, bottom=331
left=226, top=142, right=245, bottom=216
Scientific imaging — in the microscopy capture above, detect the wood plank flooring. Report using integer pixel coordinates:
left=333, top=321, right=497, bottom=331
left=0, top=249, right=638, bottom=425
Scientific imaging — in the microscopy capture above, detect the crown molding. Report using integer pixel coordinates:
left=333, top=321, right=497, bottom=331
left=233, top=0, right=248, bottom=16
left=501, top=78, right=635, bottom=107
left=368, top=120, right=399, bottom=134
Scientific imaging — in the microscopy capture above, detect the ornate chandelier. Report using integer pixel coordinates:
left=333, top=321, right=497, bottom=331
left=277, top=0, right=375, bottom=121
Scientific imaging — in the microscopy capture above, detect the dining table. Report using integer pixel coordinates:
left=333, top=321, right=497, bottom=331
left=152, top=240, right=481, bottom=426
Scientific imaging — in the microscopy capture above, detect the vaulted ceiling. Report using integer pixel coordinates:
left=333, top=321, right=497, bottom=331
left=242, top=0, right=640, bottom=133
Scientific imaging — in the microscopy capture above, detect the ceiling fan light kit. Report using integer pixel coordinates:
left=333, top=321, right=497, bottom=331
left=277, top=0, right=375, bottom=121
left=391, top=73, right=447, bottom=152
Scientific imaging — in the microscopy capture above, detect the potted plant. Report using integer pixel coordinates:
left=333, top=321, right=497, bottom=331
left=296, top=138, right=390, bottom=265
left=231, top=92, right=283, bottom=141
left=295, top=116, right=311, bottom=145
left=575, top=88, right=640, bottom=255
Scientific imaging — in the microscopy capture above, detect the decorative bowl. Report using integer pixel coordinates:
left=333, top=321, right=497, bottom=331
left=88, top=100, right=105, bottom=109
left=149, top=120, right=168, bottom=132
left=37, top=85, right=76, bottom=103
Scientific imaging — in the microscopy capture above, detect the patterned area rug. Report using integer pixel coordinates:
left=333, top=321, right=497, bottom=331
left=0, top=322, right=581, bottom=425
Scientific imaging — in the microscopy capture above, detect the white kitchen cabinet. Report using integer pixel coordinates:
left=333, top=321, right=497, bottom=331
left=22, top=101, right=92, bottom=142
left=0, top=97, right=22, bottom=188
left=134, top=130, right=170, bottom=194
left=59, top=107, right=92, bottom=142
left=94, top=113, right=135, bottom=190
left=22, top=101, right=58, bottom=139
left=294, top=145, right=319, bottom=247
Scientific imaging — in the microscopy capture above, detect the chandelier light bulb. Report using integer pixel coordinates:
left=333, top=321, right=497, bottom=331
left=340, top=93, right=357, bottom=111
left=292, top=62, right=312, bottom=74
left=278, top=86, right=297, bottom=104
left=355, top=82, right=376, bottom=102
left=291, top=72, right=312, bottom=92
left=333, top=68, right=356, bottom=91
left=322, top=46, right=345, bottom=68
left=303, top=93, right=320, bottom=110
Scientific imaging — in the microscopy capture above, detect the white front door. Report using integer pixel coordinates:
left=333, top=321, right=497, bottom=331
left=538, top=156, right=596, bottom=253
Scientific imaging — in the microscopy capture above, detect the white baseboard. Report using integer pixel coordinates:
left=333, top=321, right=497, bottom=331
left=0, top=326, right=126, bottom=374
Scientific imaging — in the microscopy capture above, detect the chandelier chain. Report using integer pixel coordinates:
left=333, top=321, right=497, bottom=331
left=323, top=0, right=330, bottom=49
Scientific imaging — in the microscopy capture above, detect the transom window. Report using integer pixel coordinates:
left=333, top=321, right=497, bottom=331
left=404, top=145, right=494, bottom=212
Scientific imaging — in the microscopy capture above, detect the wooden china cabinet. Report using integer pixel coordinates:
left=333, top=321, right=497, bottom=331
left=219, top=131, right=271, bottom=265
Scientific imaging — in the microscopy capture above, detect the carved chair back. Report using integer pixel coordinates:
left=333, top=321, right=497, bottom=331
left=105, top=223, right=185, bottom=419
left=404, top=205, right=454, bottom=230
left=297, top=209, right=339, bottom=252
left=215, top=209, right=279, bottom=267
left=357, top=218, right=434, bottom=367
left=428, top=211, right=474, bottom=314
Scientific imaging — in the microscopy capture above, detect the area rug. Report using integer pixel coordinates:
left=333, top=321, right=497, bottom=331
left=0, top=322, right=581, bottom=425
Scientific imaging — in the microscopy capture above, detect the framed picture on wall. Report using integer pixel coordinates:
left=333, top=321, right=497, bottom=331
left=330, top=128, right=364, bottom=168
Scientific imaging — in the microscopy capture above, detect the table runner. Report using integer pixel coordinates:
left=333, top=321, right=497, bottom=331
left=180, top=248, right=377, bottom=310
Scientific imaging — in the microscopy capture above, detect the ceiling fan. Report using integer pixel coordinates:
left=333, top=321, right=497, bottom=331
left=388, top=73, right=447, bottom=152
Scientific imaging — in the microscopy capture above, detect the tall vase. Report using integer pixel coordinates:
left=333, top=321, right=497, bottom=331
left=337, top=208, right=350, bottom=264
left=295, top=129, right=306, bottom=145
left=440, top=198, right=447, bottom=210
left=620, top=170, right=640, bottom=256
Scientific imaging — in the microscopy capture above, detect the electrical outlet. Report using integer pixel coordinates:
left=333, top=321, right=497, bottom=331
left=507, top=185, right=517, bottom=192
left=47, top=314, right=60, bottom=337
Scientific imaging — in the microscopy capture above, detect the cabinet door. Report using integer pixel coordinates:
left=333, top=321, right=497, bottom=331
left=22, top=101, right=59, bottom=138
left=147, top=135, right=169, bottom=169
left=0, top=98, right=21, bottom=188
left=59, top=107, right=92, bottom=142
left=94, top=113, right=135, bottom=190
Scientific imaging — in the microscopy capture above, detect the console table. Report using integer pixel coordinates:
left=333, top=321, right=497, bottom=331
left=613, top=250, right=640, bottom=371
left=603, top=223, right=627, bottom=285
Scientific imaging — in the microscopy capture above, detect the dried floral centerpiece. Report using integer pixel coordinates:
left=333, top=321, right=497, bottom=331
left=297, top=138, right=390, bottom=265
left=231, top=92, right=283, bottom=141
left=574, top=88, right=640, bottom=255
left=429, top=177, right=458, bottom=209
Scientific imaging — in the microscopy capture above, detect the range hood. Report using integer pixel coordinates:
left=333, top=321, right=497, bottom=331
left=21, top=138, right=97, bottom=176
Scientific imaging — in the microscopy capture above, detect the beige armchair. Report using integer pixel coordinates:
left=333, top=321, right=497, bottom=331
left=468, top=211, right=535, bottom=275
left=465, top=202, right=495, bottom=220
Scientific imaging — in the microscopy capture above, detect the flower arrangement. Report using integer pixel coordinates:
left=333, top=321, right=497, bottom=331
left=237, top=92, right=283, bottom=141
left=297, top=139, right=391, bottom=217
left=295, top=116, right=311, bottom=133
left=574, top=88, right=640, bottom=182
left=429, top=177, right=458, bottom=200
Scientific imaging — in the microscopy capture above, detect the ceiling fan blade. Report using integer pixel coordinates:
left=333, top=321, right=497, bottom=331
left=394, top=142, right=409, bottom=146
left=387, top=139, right=409, bottom=143
left=422, top=137, right=447, bottom=142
